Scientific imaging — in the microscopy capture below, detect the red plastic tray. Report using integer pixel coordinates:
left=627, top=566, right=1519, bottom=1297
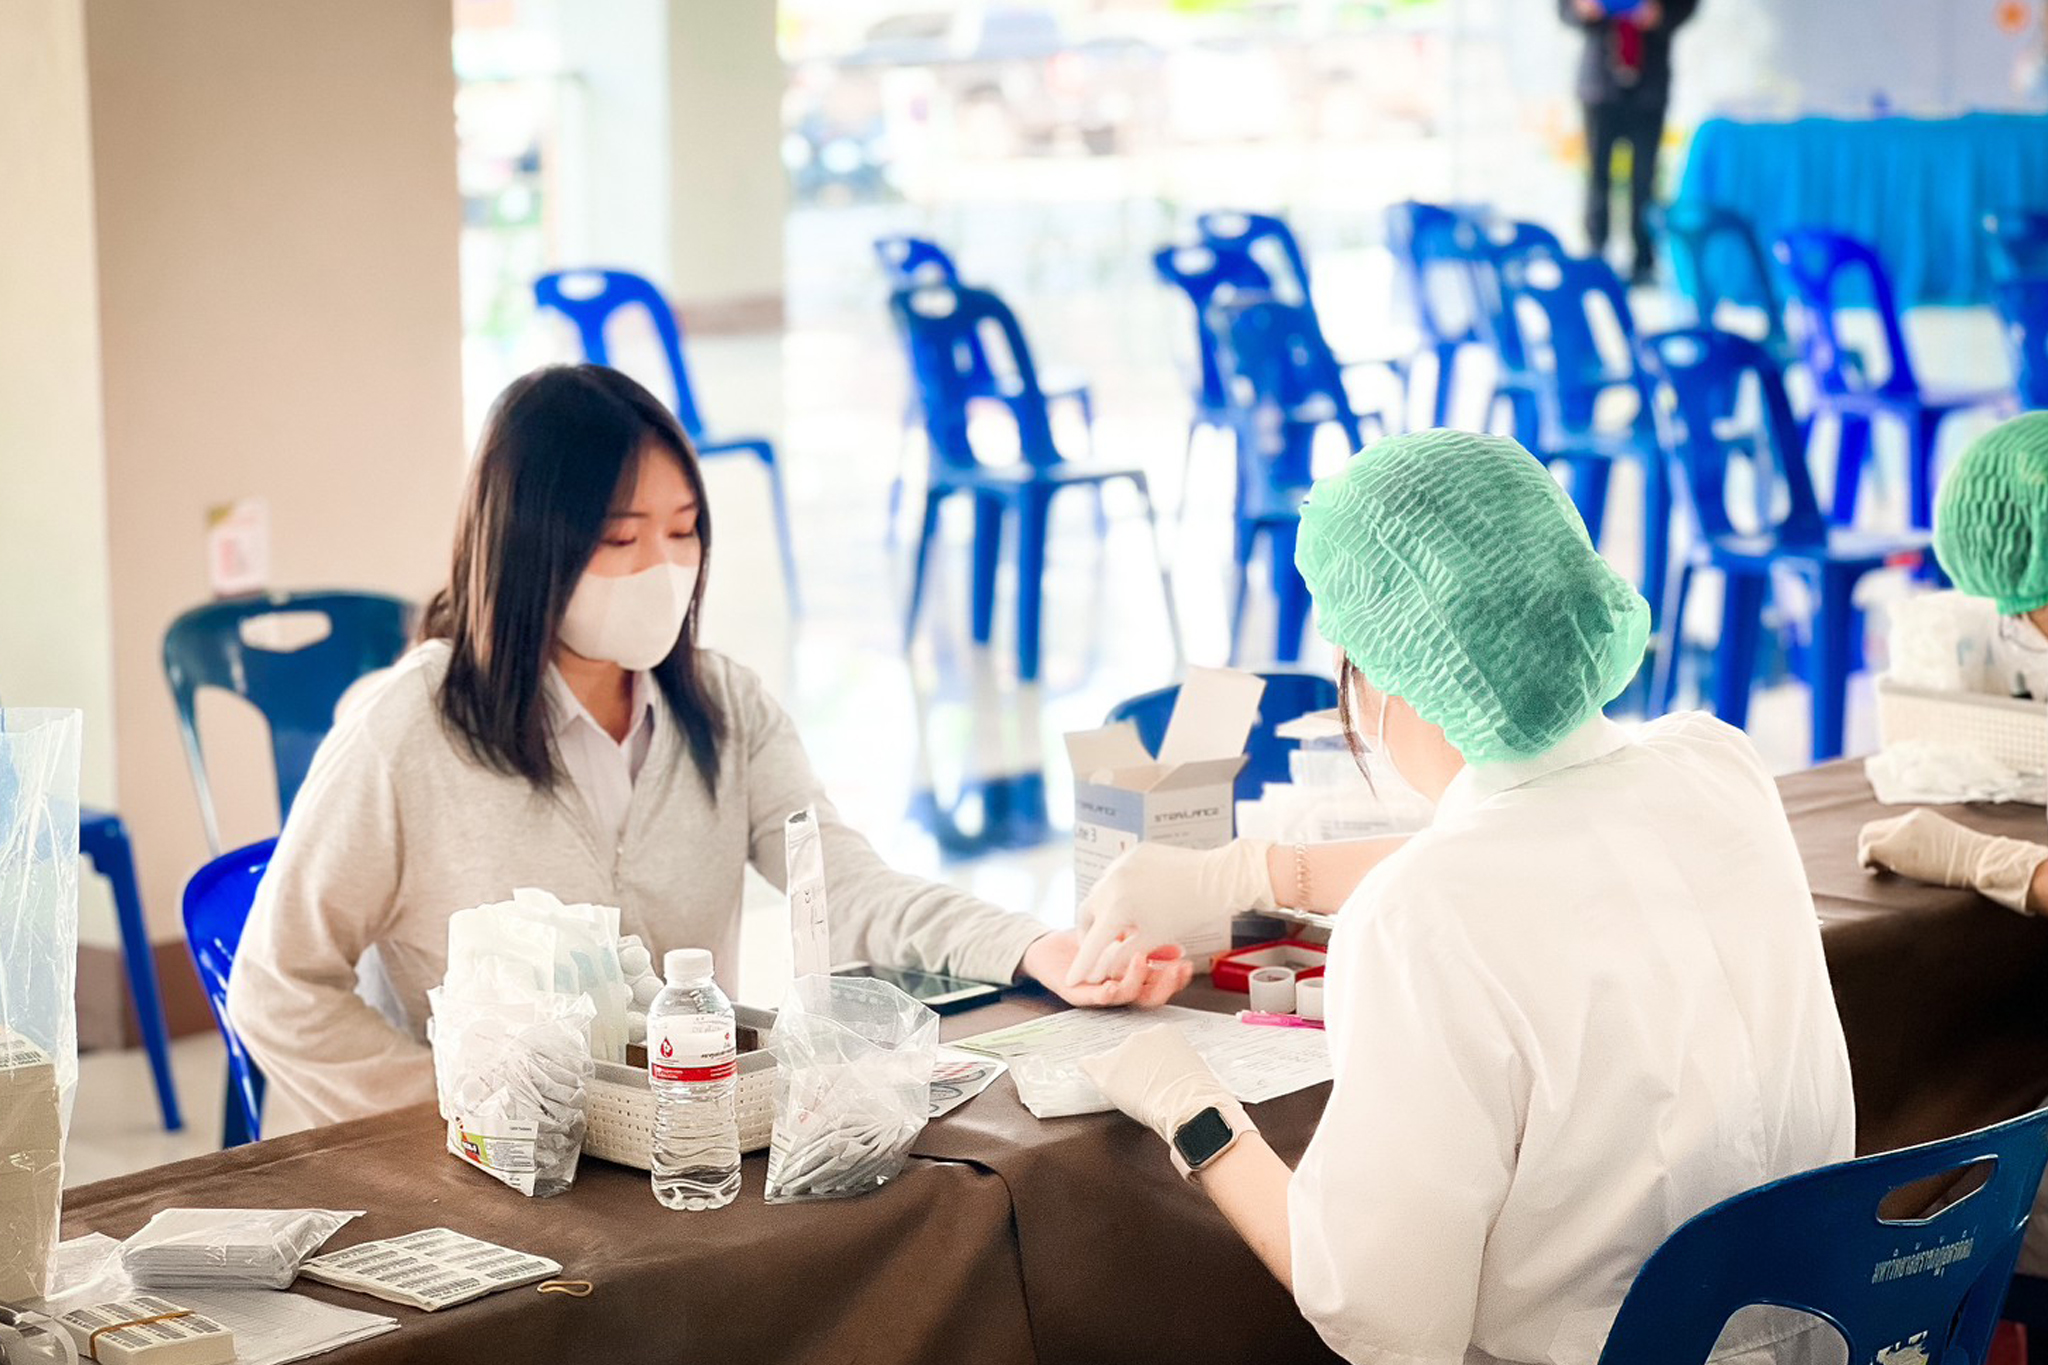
left=1211, top=938, right=1328, bottom=993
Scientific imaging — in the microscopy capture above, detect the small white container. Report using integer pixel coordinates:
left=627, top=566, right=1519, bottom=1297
left=1875, top=677, right=2048, bottom=802
left=584, top=1004, right=778, bottom=1169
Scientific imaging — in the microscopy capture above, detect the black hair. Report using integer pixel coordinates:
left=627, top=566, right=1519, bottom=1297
left=419, top=364, right=724, bottom=791
left=1336, top=655, right=1379, bottom=796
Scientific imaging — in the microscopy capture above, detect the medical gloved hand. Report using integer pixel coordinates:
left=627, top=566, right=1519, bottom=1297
left=1858, top=808, right=2048, bottom=915
left=1068, top=840, right=1276, bottom=986
left=1079, top=1024, right=1251, bottom=1174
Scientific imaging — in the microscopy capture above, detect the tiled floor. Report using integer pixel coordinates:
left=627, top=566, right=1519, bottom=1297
left=64, top=242, right=2019, bottom=1183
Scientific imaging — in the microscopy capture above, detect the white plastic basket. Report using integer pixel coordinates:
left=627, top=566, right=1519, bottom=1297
left=1875, top=676, right=2048, bottom=780
left=583, top=1005, right=778, bottom=1169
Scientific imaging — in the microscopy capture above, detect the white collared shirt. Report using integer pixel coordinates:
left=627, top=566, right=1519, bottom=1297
left=545, top=665, right=658, bottom=850
left=1288, top=712, right=1855, bottom=1365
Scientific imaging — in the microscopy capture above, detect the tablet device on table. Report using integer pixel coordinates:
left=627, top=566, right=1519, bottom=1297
left=832, top=962, right=1005, bottom=1014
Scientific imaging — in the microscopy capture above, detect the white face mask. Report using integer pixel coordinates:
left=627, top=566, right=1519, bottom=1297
left=557, top=561, right=698, bottom=671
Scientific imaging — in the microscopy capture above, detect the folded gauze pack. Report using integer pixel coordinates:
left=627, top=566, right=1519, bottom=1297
left=120, top=1208, right=361, bottom=1289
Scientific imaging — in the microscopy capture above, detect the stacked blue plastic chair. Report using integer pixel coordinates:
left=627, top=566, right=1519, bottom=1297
left=1152, top=242, right=1274, bottom=520
left=1984, top=210, right=2048, bottom=282
left=1996, top=279, right=2048, bottom=411
left=1638, top=328, right=1930, bottom=762
left=1385, top=200, right=1484, bottom=427
left=892, top=281, right=1176, bottom=683
left=182, top=839, right=275, bottom=1148
left=874, top=235, right=1098, bottom=538
left=1774, top=229, right=2012, bottom=530
left=1195, top=210, right=1399, bottom=434
left=1453, top=217, right=1567, bottom=450
left=1107, top=672, right=1339, bottom=813
left=163, top=591, right=411, bottom=853
left=1600, top=1104, right=2048, bottom=1365
left=1654, top=201, right=1798, bottom=371
left=1504, top=253, right=1671, bottom=623
left=1209, top=294, right=1363, bottom=665
left=533, top=268, right=801, bottom=609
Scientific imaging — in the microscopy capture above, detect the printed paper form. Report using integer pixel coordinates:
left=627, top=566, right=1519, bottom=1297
left=954, top=1005, right=1330, bottom=1105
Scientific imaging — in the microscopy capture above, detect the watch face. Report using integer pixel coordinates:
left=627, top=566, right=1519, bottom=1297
left=1173, top=1106, right=1235, bottom=1169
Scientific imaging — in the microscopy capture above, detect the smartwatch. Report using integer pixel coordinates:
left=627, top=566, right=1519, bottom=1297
left=1170, top=1105, right=1243, bottom=1179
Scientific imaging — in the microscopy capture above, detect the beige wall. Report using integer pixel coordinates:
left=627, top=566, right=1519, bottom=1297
left=84, top=0, right=468, bottom=936
left=668, top=0, right=786, bottom=325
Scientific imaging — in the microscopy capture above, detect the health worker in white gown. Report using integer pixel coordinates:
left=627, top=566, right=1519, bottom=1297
left=1071, top=430, right=1857, bottom=1365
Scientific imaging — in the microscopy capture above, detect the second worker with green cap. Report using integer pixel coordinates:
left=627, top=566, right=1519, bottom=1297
left=1863, top=412, right=2048, bottom=917
left=1066, top=428, right=1853, bottom=1363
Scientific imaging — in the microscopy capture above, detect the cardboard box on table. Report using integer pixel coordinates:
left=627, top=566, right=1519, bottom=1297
left=0, top=1026, right=63, bottom=1305
left=1066, top=668, right=1266, bottom=964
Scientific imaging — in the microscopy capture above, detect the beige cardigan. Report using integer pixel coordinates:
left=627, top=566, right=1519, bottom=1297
left=226, top=641, right=1049, bottom=1125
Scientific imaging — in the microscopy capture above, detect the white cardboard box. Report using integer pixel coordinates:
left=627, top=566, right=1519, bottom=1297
left=1067, top=668, right=1266, bottom=957
left=0, top=1027, right=62, bottom=1306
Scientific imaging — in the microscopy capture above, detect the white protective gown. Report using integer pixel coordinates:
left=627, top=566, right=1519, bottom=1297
left=1288, top=712, right=1856, bottom=1365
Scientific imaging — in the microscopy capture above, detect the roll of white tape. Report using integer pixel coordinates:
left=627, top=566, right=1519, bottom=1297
left=1248, top=965, right=1296, bottom=1014
left=1295, top=975, right=1326, bottom=1021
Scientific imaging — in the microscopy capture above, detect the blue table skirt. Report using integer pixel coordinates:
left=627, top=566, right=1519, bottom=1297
left=1674, top=112, right=2048, bottom=307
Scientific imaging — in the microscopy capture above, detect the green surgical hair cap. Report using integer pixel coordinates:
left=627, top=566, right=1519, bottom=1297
left=1934, top=412, right=2048, bottom=616
left=1294, top=429, right=1650, bottom=766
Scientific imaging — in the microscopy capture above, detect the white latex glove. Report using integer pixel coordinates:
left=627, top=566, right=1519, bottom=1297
left=1859, top=808, right=2048, bottom=915
left=1079, top=1024, right=1252, bottom=1175
left=1068, top=840, right=1276, bottom=986
left=618, top=934, right=663, bottom=1009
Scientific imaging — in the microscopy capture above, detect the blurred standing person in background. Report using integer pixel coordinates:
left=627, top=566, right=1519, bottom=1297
left=1563, top=0, right=1697, bottom=284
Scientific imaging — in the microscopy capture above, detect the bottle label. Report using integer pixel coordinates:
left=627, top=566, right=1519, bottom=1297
left=648, top=1017, right=736, bottom=1084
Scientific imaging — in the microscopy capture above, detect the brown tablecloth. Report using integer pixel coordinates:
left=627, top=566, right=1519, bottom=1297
left=57, top=760, right=2048, bottom=1363
left=1780, top=762, right=2048, bottom=1156
left=59, top=1113, right=1037, bottom=1365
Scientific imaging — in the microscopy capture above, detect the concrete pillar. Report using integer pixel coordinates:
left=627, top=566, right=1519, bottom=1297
left=667, top=0, right=786, bottom=331
left=0, top=0, right=121, bottom=960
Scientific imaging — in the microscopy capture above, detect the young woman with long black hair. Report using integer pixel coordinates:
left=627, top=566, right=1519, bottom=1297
left=228, top=364, right=1190, bottom=1127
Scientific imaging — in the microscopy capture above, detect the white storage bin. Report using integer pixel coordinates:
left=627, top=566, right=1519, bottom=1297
left=1875, top=676, right=2048, bottom=789
left=583, top=1005, right=777, bottom=1169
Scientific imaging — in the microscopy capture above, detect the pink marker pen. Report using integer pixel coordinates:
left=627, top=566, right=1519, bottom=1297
left=1236, top=1010, right=1325, bottom=1030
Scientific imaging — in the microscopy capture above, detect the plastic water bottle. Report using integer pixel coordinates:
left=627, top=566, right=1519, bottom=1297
left=646, top=948, right=741, bottom=1210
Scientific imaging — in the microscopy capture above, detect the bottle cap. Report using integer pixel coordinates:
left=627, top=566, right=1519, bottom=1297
left=664, top=948, right=713, bottom=984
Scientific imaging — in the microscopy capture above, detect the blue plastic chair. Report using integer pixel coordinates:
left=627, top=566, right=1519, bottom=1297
left=1505, top=253, right=1672, bottom=623
left=1153, top=243, right=1275, bottom=521
left=78, top=810, right=181, bottom=1132
left=1654, top=202, right=1798, bottom=371
left=1209, top=294, right=1364, bottom=665
left=1453, top=217, right=1568, bottom=449
left=1599, top=1104, right=2048, bottom=1365
left=1385, top=200, right=1486, bottom=428
left=892, top=282, right=1177, bottom=683
left=1995, top=279, right=2048, bottom=411
left=532, top=268, right=801, bottom=608
left=1638, top=328, right=1930, bottom=761
left=1774, top=229, right=2013, bottom=529
left=1985, top=211, right=2048, bottom=282
left=1106, top=672, right=1339, bottom=813
left=872, top=234, right=962, bottom=287
left=162, top=590, right=411, bottom=853
left=181, top=837, right=276, bottom=1148
left=874, top=236, right=1098, bottom=540
left=1195, top=210, right=1402, bottom=431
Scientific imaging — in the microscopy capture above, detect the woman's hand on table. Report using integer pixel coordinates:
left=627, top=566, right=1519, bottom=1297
left=1020, top=929, right=1195, bottom=1008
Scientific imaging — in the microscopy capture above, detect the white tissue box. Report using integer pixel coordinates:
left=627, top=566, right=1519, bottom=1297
left=583, top=1005, right=778, bottom=1168
left=1875, top=677, right=2048, bottom=797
